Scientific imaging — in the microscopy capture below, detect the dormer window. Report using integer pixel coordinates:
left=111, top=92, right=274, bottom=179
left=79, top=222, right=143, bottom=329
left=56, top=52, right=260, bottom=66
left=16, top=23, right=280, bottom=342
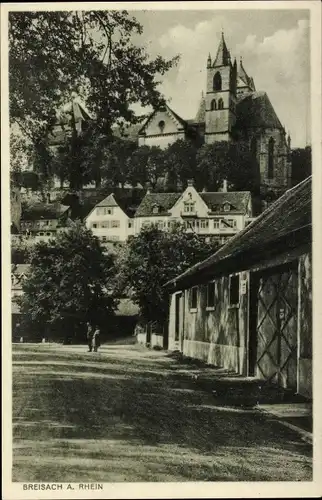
left=223, top=203, right=230, bottom=212
left=152, top=204, right=159, bottom=214
left=158, top=120, right=165, bottom=133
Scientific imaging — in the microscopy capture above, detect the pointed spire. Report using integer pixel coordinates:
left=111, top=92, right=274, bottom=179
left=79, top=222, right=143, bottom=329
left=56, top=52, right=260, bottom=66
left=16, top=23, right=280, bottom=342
left=207, top=53, right=212, bottom=68
left=195, top=91, right=206, bottom=123
left=238, top=56, right=255, bottom=90
left=213, top=31, right=231, bottom=67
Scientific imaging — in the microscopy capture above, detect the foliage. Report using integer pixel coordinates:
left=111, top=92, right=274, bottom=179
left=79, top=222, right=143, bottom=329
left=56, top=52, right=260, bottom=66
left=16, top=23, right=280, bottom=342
left=129, top=145, right=167, bottom=189
left=9, top=10, right=178, bottom=189
left=119, top=225, right=219, bottom=324
left=11, top=238, right=33, bottom=264
left=18, top=221, right=117, bottom=342
left=163, top=140, right=198, bottom=190
left=291, top=146, right=311, bottom=186
left=9, top=10, right=178, bottom=139
left=196, top=141, right=258, bottom=192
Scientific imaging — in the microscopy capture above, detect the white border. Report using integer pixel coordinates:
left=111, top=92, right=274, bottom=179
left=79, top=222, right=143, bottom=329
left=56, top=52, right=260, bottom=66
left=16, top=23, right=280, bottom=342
left=2, top=2, right=322, bottom=499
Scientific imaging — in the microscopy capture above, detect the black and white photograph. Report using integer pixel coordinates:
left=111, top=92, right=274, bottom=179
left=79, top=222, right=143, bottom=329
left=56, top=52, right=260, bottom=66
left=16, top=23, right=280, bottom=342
left=2, top=1, right=322, bottom=498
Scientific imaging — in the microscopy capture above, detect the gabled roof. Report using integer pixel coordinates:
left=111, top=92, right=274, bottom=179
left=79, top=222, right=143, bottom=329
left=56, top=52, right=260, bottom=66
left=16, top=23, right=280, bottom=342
left=235, top=91, right=283, bottom=130
left=165, top=177, right=311, bottom=290
left=213, top=33, right=231, bottom=67
left=135, top=193, right=181, bottom=217
left=21, top=203, right=70, bottom=221
left=135, top=190, right=251, bottom=217
left=200, top=192, right=251, bottom=213
left=138, top=104, right=187, bottom=136
left=96, top=193, right=119, bottom=208
left=83, top=188, right=146, bottom=219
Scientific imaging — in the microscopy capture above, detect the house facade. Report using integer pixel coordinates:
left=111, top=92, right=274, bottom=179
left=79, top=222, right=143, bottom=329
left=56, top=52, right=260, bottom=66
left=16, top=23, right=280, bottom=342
left=165, top=177, right=312, bottom=398
left=85, top=193, right=135, bottom=243
left=134, top=181, right=254, bottom=244
left=19, top=202, right=72, bottom=243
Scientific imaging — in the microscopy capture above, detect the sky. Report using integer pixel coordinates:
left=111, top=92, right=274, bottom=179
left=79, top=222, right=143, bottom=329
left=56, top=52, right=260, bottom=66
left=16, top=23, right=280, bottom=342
left=129, top=9, right=311, bottom=148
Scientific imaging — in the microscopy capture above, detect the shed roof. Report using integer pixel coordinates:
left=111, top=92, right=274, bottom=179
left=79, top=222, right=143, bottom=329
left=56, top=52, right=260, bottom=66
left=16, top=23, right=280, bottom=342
left=165, top=177, right=311, bottom=290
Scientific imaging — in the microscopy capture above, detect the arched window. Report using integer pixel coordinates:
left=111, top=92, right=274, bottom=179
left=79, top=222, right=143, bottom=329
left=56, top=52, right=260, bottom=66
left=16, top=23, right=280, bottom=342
left=268, top=138, right=275, bottom=179
left=158, top=120, right=165, bottom=133
left=213, top=72, right=222, bottom=91
left=211, top=99, right=217, bottom=111
left=218, top=98, right=224, bottom=110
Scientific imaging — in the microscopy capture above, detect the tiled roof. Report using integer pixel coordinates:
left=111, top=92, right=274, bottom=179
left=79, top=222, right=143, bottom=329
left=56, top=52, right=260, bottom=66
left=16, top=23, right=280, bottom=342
left=235, top=91, right=283, bottom=130
left=21, top=203, right=70, bottom=221
left=165, top=177, right=311, bottom=289
left=200, top=192, right=251, bottom=213
left=96, top=194, right=119, bottom=208
left=135, top=191, right=250, bottom=217
left=82, top=188, right=145, bottom=219
left=134, top=193, right=181, bottom=217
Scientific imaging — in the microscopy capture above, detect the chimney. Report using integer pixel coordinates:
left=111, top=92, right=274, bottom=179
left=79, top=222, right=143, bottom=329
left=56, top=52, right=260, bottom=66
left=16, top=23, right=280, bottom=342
left=202, top=187, right=207, bottom=193
left=222, top=179, right=228, bottom=193
left=187, top=179, right=194, bottom=187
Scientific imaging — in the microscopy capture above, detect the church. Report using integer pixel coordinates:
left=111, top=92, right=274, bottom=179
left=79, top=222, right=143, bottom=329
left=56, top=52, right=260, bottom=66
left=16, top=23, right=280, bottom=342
left=135, top=33, right=292, bottom=197
left=48, top=33, right=292, bottom=198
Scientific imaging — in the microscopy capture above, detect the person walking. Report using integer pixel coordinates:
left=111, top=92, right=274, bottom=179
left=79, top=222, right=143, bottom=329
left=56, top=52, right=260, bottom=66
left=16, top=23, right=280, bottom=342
left=92, top=327, right=101, bottom=353
left=86, top=322, right=93, bottom=352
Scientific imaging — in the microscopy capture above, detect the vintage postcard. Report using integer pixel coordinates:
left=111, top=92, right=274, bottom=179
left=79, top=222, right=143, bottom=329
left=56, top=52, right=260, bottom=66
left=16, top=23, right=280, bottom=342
left=1, top=1, right=322, bottom=499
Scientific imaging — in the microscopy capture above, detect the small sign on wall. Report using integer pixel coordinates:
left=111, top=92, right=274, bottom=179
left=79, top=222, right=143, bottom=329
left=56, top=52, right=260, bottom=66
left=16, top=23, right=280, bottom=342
left=240, top=279, right=247, bottom=295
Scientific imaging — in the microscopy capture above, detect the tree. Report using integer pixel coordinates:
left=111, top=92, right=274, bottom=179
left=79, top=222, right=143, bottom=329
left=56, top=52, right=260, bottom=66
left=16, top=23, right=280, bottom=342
left=9, top=11, right=178, bottom=140
left=163, top=139, right=198, bottom=190
left=100, top=137, right=137, bottom=188
left=196, top=141, right=259, bottom=193
left=18, top=221, right=117, bottom=342
left=291, top=146, right=311, bottom=186
left=119, top=225, right=219, bottom=325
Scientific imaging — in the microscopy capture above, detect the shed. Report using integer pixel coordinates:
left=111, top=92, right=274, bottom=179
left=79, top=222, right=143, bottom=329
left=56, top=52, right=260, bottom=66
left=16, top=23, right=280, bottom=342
left=165, top=177, right=312, bottom=398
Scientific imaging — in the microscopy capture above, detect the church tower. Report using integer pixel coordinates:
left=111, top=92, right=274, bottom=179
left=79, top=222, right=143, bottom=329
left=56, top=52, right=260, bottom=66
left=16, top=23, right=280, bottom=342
left=205, top=33, right=237, bottom=144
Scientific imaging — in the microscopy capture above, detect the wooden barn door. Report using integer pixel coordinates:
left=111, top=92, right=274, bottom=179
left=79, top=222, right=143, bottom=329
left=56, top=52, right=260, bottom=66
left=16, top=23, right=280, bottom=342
left=253, top=264, right=298, bottom=390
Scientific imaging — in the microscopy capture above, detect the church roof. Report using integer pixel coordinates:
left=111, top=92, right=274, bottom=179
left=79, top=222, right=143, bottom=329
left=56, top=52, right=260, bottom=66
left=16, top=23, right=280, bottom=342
left=48, top=99, right=92, bottom=146
left=237, top=59, right=255, bottom=90
left=213, top=33, right=231, bottom=67
left=235, top=91, right=283, bottom=130
left=195, top=93, right=206, bottom=123
left=138, top=104, right=187, bottom=136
